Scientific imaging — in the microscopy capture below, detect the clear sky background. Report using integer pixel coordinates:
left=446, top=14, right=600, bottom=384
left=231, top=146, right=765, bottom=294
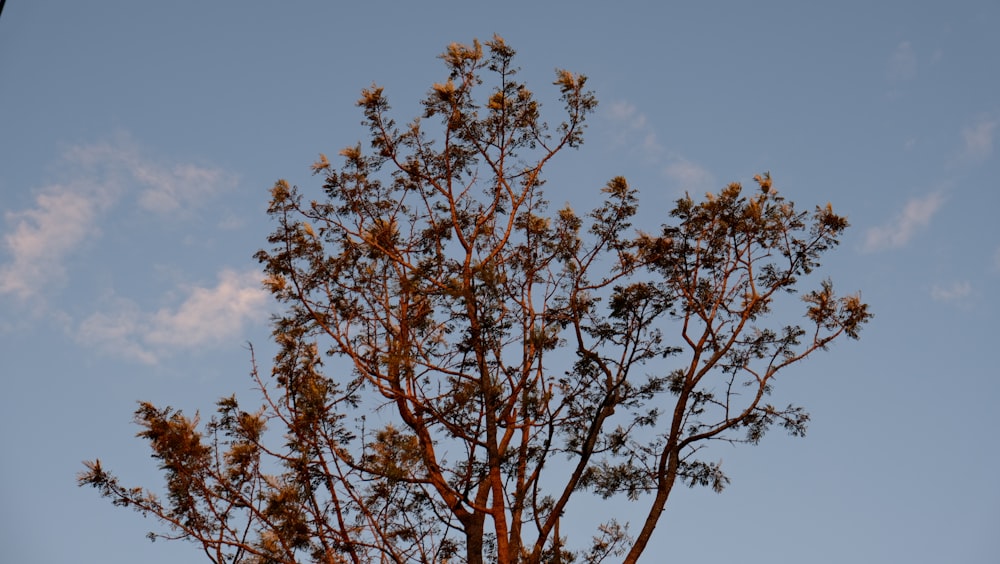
left=1, top=2, right=997, bottom=562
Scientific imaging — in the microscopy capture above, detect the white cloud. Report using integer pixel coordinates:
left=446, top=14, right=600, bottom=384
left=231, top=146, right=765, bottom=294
left=145, top=269, right=269, bottom=348
left=887, top=41, right=917, bottom=82
left=960, top=117, right=997, bottom=162
left=862, top=191, right=945, bottom=252
left=931, top=281, right=971, bottom=302
left=0, top=146, right=123, bottom=299
left=2, top=135, right=261, bottom=364
left=76, top=269, right=270, bottom=364
left=0, top=190, right=107, bottom=298
left=0, top=138, right=237, bottom=300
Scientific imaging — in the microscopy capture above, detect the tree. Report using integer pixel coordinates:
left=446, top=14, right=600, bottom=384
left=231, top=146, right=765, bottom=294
left=79, top=36, right=871, bottom=564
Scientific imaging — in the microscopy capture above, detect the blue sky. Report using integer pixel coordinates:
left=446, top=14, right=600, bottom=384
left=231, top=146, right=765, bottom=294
left=1, top=1, right=997, bottom=562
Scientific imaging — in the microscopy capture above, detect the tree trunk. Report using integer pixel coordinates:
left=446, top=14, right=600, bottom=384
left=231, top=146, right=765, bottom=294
left=464, top=513, right=486, bottom=564
left=622, top=453, right=679, bottom=564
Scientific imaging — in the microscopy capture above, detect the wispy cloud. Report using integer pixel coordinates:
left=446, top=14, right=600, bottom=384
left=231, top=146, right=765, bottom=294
left=663, top=157, right=715, bottom=193
left=136, top=162, right=237, bottom=215
left=77, top=297, right=160, bottom=364
left=887, top=41, right=917, bottom=82
left=606, top=100, right=715, bottom=192
left=607, top=100, right=664, bottom=159
left=959, top=116, right=997, bottom=163
left=77, top=269, right=270, bottom=364
left=0, top=138, right=236, bottom=301
left=65, top=138, right=238, bottom=217
left=862, top=191, right=945, bottom=252
left=930, top=281, right=971, bottom=302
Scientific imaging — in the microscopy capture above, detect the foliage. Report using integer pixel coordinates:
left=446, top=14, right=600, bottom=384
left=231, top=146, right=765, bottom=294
left=80, top=36, right=871, bottom=564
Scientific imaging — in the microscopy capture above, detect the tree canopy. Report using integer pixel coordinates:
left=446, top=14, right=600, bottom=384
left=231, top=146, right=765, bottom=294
left=80, top=36, right=871, bottom=564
